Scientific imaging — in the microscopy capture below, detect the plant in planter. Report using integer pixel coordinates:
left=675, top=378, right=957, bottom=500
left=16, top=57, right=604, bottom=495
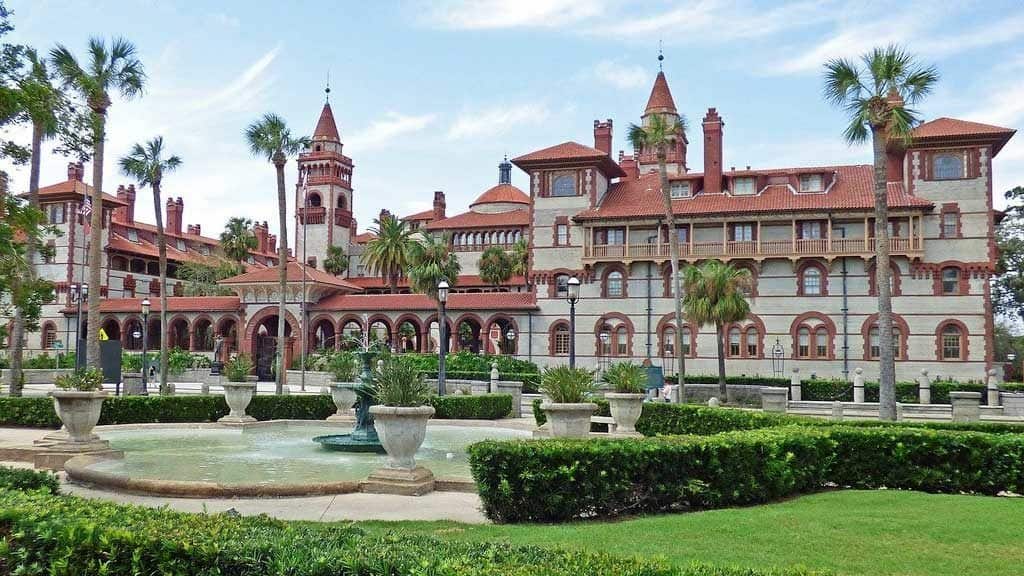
left=219, top=354, right=257, bottom=425
left=50, top=368, right=107, bottom=444
left=539, top=366, right=597, bottom=438
left=602, top=362, right=647, bottom=435
left=327, top=351, right=359, bottom=421
left=365, top=357, right=436, bottom=495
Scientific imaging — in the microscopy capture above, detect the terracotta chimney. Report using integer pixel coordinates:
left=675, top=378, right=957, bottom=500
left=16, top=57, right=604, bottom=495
left=66, top=162, right=84, bottom=182
left=702, top=108, right=724, bottom=194
left=165, top=197, right=183, bottom=235
left=254, top=221, right=268, bottom=253
left=432, top=191, right=446, bottom=220
left=594, top=119, right=613, bottom=156
left=618, top=151, right=638, bottom=180
left=114, top=185, right=128, bottom=222
left=268, top=233, right=277, bottom=254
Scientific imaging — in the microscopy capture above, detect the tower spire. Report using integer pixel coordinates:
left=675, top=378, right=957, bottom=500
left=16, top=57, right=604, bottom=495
left=325, top=70, right=331, bottom=102
left=658, top=39, right=663, bottom=71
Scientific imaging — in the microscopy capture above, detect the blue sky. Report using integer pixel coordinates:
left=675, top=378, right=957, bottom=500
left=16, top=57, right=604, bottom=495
left=5, top=0, right=1024, bottom=242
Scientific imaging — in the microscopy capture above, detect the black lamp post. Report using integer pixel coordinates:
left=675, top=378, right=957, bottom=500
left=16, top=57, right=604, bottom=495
left=141, top=298, right=151, bottom=395
left=70, top=282, right=88, bottom=370
left=567, top=276, right=581, bottom=369
left=437, top=279, right=450, bottom=396
left=771, top=337, right=785, bottom=379
left=599, top=331, right=610, bottom=373
left=506, top=328, right=516, bottom=356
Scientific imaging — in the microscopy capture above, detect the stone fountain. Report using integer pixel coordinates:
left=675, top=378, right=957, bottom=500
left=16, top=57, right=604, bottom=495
left=313, top=319, right=385, bottom=453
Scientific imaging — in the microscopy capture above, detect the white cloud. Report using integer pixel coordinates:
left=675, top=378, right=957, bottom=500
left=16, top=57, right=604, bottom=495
left=188, top=44, right=281, bottom=113
left=347, top=112, right=437, bottom=151
left=206, top=12, right=240, bottom=28
left=446, top=103, right=550, bottom=140
left=420, top=0, right=605, bottom=30
left=583, top=59, right=648, bottom=90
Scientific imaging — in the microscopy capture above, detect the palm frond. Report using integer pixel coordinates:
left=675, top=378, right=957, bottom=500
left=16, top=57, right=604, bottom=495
left=822, top=58, right=864, bottom=106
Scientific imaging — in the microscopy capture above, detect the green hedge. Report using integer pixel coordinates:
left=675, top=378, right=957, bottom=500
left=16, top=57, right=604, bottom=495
left=0, top=488, right=813, bottom=576
left=0, top=466, right=59, bottom=494
left=430, top=394, right=512, bottom=419
left=469, top=425, right=1024, bottom=523
left=636, top=402, right=792, bottom=436
left=666, top=374, right=790, bottom=387
left=531, top=397, right=612, bottom=432
left=801, top=379, right=989, bottom=404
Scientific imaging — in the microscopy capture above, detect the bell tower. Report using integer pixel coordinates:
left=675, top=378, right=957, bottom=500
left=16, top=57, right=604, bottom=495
left=636, top=51, right=687, bottom=174
left=296, top=85, right=355, bottom=270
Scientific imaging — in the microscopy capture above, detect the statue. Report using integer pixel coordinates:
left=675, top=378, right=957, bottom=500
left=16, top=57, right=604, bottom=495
left=210, top=335, right=225, bottom=376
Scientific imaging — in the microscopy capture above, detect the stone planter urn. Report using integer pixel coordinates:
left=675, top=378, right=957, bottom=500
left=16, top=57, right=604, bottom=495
left=328, top=382, right=358, bottom=422
left=542, top=402, right=597, bottom=438
left=50, top=390, right=107, bottom=444
left=605, top=393, right=644, bottom=436
left=363, top=405, right=436, bottom=496
left=219, top=382, right=257, bottom=425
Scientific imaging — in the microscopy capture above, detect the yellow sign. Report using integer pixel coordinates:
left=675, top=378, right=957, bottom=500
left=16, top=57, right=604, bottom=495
left=98, top=328, right=109, bottom=341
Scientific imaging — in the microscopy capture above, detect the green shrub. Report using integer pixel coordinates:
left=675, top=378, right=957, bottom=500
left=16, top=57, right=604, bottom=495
left=0, top=397, right=61, bottom=427
left=430, top=394, right=512, bottom=419
left=801, top=378, right=989, bottom=404
left=603, top=362, right=647, bottom=393
left=53, top=367, right=103, bottom=391
left=247, top=394, right=334, bottom=420
left=327, top=350, right=359, bottom=381
left=0, top=488, right=779, bottom=576
left=539, top=366, right=597, bottom=403
left=0, top=466, right=59, bottom=494
left=372, top=356, right=433, bottom=407
left=666, top=374, right=790, bottom=387
left=22, top=352, right=75, bottom=369
left=225, top=354, right=253, bottom=382
left=635, top=402, right=793, bottom=436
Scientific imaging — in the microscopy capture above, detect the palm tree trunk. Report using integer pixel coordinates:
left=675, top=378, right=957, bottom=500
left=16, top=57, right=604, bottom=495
left=86, top=111, right=106, bottom=369
left=872, top=126, right=896, bottom=421
left=656, top=149, right=686, bottom=397
left=7, top=123, right=43, bottom=396
left=153, top=182, right=170, bottom=394
left=716, top=323, right=727, bottom=400
left=275, top=158, right=288, bottom=395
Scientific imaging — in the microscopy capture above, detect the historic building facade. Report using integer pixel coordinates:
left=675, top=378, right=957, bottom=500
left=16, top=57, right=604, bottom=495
left=7, top=69, right=1015, bottom=382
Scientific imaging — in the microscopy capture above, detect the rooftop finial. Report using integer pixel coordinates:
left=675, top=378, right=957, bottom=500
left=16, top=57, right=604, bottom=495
left=658, top=39, right=664, bottom=70
left=325, top=70, right=331, bottom=102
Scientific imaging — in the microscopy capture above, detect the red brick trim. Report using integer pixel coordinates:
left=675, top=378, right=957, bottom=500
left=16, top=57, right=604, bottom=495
left=552, top=216, right=570, bottom=246
left=243, top=306, right=301, bottom=357
left=790, top=312, right=836, bottom=359
left=593, top=312, right=635, bottom=357
left=867, top=261, right=902, bottom=297
left=190, top=314, right=215, bottom=351
left=484, top=314, right=519, bottom=354
left=931, top=261, right=971, bottom=296
left=655, top=312, right=696, bottom=358
left=600, top=263, right=629, bottom=298
left=860, top=313, right=910, bottom=361
left=548, top=320, right=570, bottom=356
left=40, top=321, right=57, bottom=349
left=723, top=313, right=766, bottom=359
left=939, top=203, right=963, bottom=239
left=393, top=314, right=423, bottom=352
left=935, top=319, right=969, bottom=361
left=732, top=261, right=759, bottom=298
left=796, top=259, right=829, bottom=296
left=166, top=314, right=191, bottom=350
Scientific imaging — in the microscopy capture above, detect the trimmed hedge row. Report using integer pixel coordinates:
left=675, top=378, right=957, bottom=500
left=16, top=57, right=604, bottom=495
left=801, top=379, right=989, bottom=405
left=0, top=393, right=510, bottom=428
left=0, top=488, right=817, bottom=576
left=430, top=394, right=512, bottom=419
left=469, top=425, right=1024, bottom=523
left=0, top=466, right=59, bottom=495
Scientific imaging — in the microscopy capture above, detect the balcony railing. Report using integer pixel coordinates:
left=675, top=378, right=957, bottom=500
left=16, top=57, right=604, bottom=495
left=298, top=206, right=326, bottom=225
left=584, top=236, right=923, bottom=262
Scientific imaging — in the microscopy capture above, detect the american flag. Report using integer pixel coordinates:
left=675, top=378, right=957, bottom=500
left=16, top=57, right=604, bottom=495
left=79, top=194, right=92, bottom=217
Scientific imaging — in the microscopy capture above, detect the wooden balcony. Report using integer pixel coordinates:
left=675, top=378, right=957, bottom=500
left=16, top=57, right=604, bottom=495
left=298, top=206, right=326, bottom=225
left=584, top=236, right=924, bottom=263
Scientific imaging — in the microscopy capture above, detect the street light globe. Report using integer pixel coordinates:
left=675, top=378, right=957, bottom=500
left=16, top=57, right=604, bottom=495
left=141, top=299, right=151, bottom=315
left=81, top=283, right=89, bottom=297
left=600, top=332, right=609, bottom=343
left=567, top=276, right=581, bottom=303
left=437, top=280, right=450, bottom=303
left=506, top=328, right=516, bottom=341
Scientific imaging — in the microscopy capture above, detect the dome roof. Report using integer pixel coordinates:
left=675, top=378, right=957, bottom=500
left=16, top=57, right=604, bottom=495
left=469, top=183, right=530, bottom=208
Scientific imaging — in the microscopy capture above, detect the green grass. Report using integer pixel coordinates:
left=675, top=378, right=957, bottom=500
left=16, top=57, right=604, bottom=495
left=359, top=490, right=1024, bottom=576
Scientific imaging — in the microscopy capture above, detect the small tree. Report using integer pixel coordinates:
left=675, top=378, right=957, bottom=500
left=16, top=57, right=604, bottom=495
left=682, top=260, right=751, bottom=400
left=220, top=217, right=257, bottom=264
left=364, top=214, right=414, bottom=293
left=323, top=245, right=349, bottom=276
left=478, top=246, right=512, bottom=287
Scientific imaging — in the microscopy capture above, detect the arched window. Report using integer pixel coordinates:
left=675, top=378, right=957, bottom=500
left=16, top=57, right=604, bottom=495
left=337, top=195, right=347, bottom=210
left=41, top=323, right=57, bottom=349
left=869, top=326, right=903, bottom=360
left=662, top=327, right=675, bottom=356
left=614, top=326, right=627, bottom=356
left=551, top=174, right=576, bottom=197
left=941, top=267, right=961, bottom=295
left=728, top=327, right=741, bottom=357
left=801, top=266, right=824, bottom=295
left=797, top=328, right=810, bottom=358
left=605, top=270, right=625, bottom=298
left=681, top=327, right=692, bottom=356
left=552, top=322, right=571, bottom=355
left=815, top=328, right=828, bottom=358
left=933, top=153, right=963, bottom=180
left=308, top=192, right=322, bottom=207
left=745, top=328, right=759, bottom=357
left=554, top=274, right=569, bottom=298
left=600, top=329, right=612, bottom=356
left=940, top=323, right=965, bottom=360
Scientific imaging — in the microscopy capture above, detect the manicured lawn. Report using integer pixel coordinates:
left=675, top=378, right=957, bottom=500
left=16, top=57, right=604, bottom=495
left=359, top=490, right=1024, bottom=576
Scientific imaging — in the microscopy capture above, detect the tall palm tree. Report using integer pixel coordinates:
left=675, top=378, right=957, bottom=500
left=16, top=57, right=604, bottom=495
left=683, top=260, right=751, bottom=400
left=323, top=245, right=349, bottom=276
left=119, top=136, right=181, bottom=394
left=628, top=113, right=687, bottom=392
left=364, top=214, right=414, bottom=293
left=51, top=37, right=145, bottom=368
left=220, top=217, right=257, bottom=264
left=8, top=48, right=62, bottom=396
left=824, top=45, right=938, bottom=421
left=245, top=113, right=309, bottom=394
left=478, top=245, right=512, bottom=287
left=407, top=231, right=460, bottom=299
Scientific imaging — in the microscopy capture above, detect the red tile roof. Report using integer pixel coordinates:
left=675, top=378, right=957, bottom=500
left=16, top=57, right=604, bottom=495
left=72, top=296, right=241, bottom=314
left=313, top=102, right=341, bottom=141
left=403, top=208, right=436, bottom=221
left=645, top=71, right=677, bottom=114
left=425, top=208, right=530, bottom=230
left=347, top=274, right=527, bottom=289
left=912, top=117, right=1016, bottom=155
left=312, top=291, right=537, bottom=312
left=34, top=179, right=127, bottom=206
left=107, top=234, right=200, bottom=262
left=512, top=141, right=627, bottom=178
left=470, top=184, right=530, bottom=208
left=574, top=166, right=932, bottom=221
left=353, top=232, right=376, bottom=244
left=219, top=260, right=363, bottom=290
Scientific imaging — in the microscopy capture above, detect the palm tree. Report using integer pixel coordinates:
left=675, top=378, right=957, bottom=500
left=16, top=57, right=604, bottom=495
left=51, top=37, right=145, bottom=368
left=323, top=245, right=349, bottom=276
left=245, top=113, right=310, bottom=394
left=220, top=217, right=257, bottom=264
left=407, top=231, right=460, bottom=299
left=683, top=260, right=751, bottom=400
left=364, top=214, right=414, bottom=293
left=478, top=246, right=513, bottom=287
left=511, top=238, right=528, bottom=277
left=119, top=136, right=181, bottom=394
left=7, top=48, right=62, bottom=396
left=824, top=45, right=938, bottom=421
left=628, top=113, right=687, bottom=392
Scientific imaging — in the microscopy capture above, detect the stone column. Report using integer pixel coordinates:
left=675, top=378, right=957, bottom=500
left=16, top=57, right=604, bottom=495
left=831, top=401, right=844, bottom=421
left=917, top=369, right=931, bottom=404
left=761, top=387, right=789, bottom=413
left=950, top=391, right=982, bottom=422
left=986, top=369, right=1001, bottom=407
left=495, top=381, right=523, bottom=418
left=853, top=368, right=865, bottom=403
left=490, top=362, right=499, bottom=394
left=789, top=367, right=801, bottom=401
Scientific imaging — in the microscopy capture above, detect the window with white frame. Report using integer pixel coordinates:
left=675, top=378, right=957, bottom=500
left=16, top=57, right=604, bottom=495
left=663, top=327, right=675, bottom=356
left=606, top=228, right=625, bottom=245
left=728, top=328, right=741, bottom=356
left=127, top=229, right=138, bottom=242
left=554, top=324, right=571, bottom=355
left=869, top=326, right=902, bottom=359
left=176, top=239, right=186, bottom=251
left=942, top=212, right=958, bottom=237
left=746, top=329, right=759, bottom=357
left=670, top=181, right=691, bottom=198
left=801, top=221, right=822, bottom=239
left=733, top=223, right=754, bottom=242
left=606, top=271, right=624, bottom=297
left=941, top=267, right=960, bottom=295
left=933, top=153, right=964, bottom=180
left=941, top=324, right=962, bottom=359
left=799, top=174, right=823, bottom=192
left=555, top=274, right=569, bottom=298
left=732, top=177, right=756, bottom=195
left=802, top=267, right=822, bottom=295
left=556, top=224, right=569, bottom=245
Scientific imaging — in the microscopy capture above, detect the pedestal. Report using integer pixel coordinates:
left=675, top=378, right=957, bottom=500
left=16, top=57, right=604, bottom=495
left=361, top=466, right=435, bottom=496
left=760, top=387, right=789, bottom=413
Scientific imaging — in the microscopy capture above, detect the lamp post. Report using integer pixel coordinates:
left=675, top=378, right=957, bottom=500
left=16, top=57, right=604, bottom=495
left=506, top=328, right=516, bottom=357
left=70, top=282, right=88, bottom=370
left=141, top=298, right=151, bottom=395
left=771, top=337, right=785, bottom=379
left=437, top=279, right=450, bottom=396
left=599, top=332, right=610, bottom=373
left=299, top=166, right=309, bottom=392
left=567, top=276, right=581, bottom=369
left=1008, top=353, right=1018, bottom=382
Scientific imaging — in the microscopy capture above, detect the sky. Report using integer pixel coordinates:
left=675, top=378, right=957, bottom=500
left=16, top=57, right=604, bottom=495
left=4, top=0, right=1024, bottom=244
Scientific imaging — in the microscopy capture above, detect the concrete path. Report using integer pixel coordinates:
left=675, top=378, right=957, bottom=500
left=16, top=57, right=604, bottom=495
left=62, top=483, right=488, bottom=523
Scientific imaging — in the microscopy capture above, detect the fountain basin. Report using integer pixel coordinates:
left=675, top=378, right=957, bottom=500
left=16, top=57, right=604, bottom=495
left=313, top=434, right=386, bottom=453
